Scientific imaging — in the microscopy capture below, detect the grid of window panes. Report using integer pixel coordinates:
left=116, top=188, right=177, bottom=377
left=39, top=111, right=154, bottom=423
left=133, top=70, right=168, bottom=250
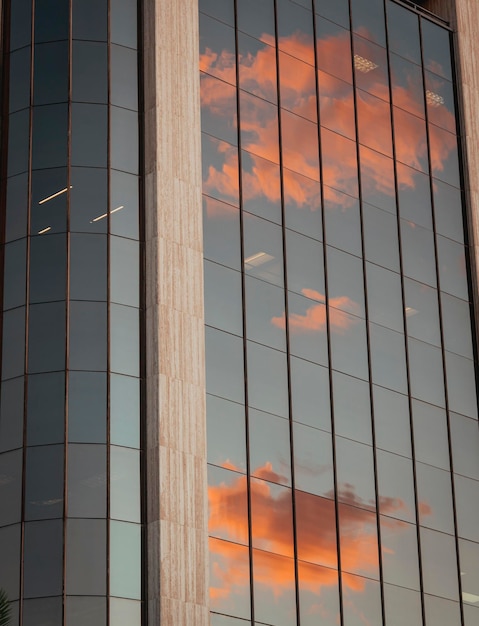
left=0, top=0, right=142, bottom=624
left=200, top=0, right=479, bottom=624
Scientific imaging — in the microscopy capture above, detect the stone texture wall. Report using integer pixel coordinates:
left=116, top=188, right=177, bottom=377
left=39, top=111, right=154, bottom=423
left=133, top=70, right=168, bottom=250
left=143, top=0, right=209, bottom=623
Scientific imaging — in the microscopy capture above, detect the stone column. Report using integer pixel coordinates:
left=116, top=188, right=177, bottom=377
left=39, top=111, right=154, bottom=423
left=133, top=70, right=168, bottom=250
left=143, top=0, right=208, bottom=623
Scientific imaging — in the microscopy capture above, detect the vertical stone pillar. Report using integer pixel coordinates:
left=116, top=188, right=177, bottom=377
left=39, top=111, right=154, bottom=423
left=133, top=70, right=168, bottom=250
left=143, top=0, right=208, bottom=624
left=426, top=0, right=479, bottom=337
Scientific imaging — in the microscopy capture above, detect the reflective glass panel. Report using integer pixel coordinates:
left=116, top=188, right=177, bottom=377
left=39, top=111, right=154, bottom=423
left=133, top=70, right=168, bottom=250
left=421, top=527, right=459, bottom=600
left=66, top=519, right=107, bottom=595
left=209, top=537, right=251, bottom=619
left=23, top=520, right=63, bottom=598
left=68, top=444, right=106, bottom=517
left=249, top=410, right=291, bottom=487
left=207, top=394, right=246, bottom=473
left=253, top=549, right=297, bottom=626
left=25, top=445, right=63, bottom=520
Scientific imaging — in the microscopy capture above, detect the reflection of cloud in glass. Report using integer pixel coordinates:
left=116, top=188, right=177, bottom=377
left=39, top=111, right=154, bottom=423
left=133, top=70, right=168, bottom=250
left=271, top=289, right=360, bottom=334
left=201, top=31, right=458, bottom=214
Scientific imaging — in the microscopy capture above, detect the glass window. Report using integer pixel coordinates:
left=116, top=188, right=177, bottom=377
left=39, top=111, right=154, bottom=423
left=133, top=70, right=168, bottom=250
left=242, top=151, right=281, bottom=225
left=25, top=445, right=63, bottom=520
left=29, top=234, right=67, bottom=304
left=66, top=519, right=107, bottom=595
left=286, top=230, right=324, bottom=296
left=249, top=410, right=290, bottom=486
left=294, top=423, right=333, bottom=497
left=69, top=301, right=107, bottom=371
left=396, top=163, right=432, bottom=229
left=34, top=0, right=68, bottom=42
left=408, top=337, right=445, bottom=407
left=429, top=125, right=460, bottom=187
left=290, top=356, right=331, bottom=431
left=110, top=236, right=139, bottom=307
left=28, top=304, right=66, bottom=373
left=251, top=479, right=294, bottom=557
left=9, top=47, right=31, bottom=113
left=353, top=37, right=389, bottom=101
left=283, top=173, right=321, bottom=242
left=111, top=0, right=137, bottom=49
left=390, top=54, right=424, bottom=118
left=316, top=16, right=352, bottom=84
left=205, top=261, right=243, bottom=337
left=111, top=44, right=138, bottom=110
left=253, top=549, right=297, bottom=626
left=425, top=71, right=456, bottom=133
left=243, top=213, right=284, bottom=287
left=404, top=278, right=441, bottom=347
left=72, top=0, right=107, bottom=41
left=32, top=104, right=68, bottom=170
left=287, top=291, right=328, bottom=366
left=70, top=167, right=108, bottom=234
left=351, top=0, right=386, bottom=46
left=357, top=91, right=392, bottom=156
left=436, top=235, right=469, bottom=300
left=27, top=372, right=65, bottom=445
left=67, top=444, right=107, bottom=517
left=421, top=18, right=452, bottom=81
left=202, top=74, right=238, bottom=146
left=380, top=517, right=420, bottom=590
left=321, top=128, right=358, bottom=198
left=3, top=239, right=26, bottom=310
left=70, top=234, right=108, bottom=301
left=279, top=52, right=316, bottom=122
left=336, top=438, right=375, bottom=509
left=205, top=327, right=245, bottom=404
left=318, top=70, right=355, bottom=140
left=450, top=412, right=479, bottom=481
left=281, top=109, right=319, bottom=179
left=373, top=386, right=411, bottom=458
left=459, top=539, right=479, bottom=609
left=200, top=0, right=234, bottom=25
left=110, top=304, right=140, bottom=377
left=0, top=450, right=22, bottom=527
left=111, top=106, right=139, bottom=174
left=433, top=179, right=464, bottom=243
left=377, top=450, right=415, bottom=523
left=386, top=0, right=421, bottom=64
left=416, top=462, right=455, bottom=534
left=330, top=312, right=369, bottom=380
left=237, top=0, right=274, bottom=43
left=247, top=341, right=289, bottom=418
left=10, top=0, right=31, bottom=51
left=369, top=323, right=408, bottom=394
left=296, top=492, right=337, bottom=570
left=110, top=521, right=141, bottom=599
left=383, top=584, right=422, bottom=626
left=207, top=394, right=246, bottom=472
left=23, top=520, right=63, bottom=598
left=342, top=575, right=382, bottom=626
left=110, top=446, right=141, bottom=522
left=109, top=599, right=141, bottom=626
left=202, top=134, right=239, bottom=208
left=393, top=107, right=428, bottom=173
left=324, top=193, right=362, bottom=257
left=362, top=203, right=400, bottom=272
left=420, top=527, right=459, bottom=600
left=238, top=33, right=277, bottom=104
left=68, top=371, right=107, bottom=443
left=110, top=374, right=140, bottom=448
left=339, top=503, right=379, bottom=579
left=203, top=196, right=241, bottom=269
left=33, top=42, right=68, bottom=105
left=366, top=263, right=403, bottom=333
left=412, top=400, right=450, bottom=471
left=66, top=597, right=106, bottom=626
left=315, top=0, right=349, bottom=28
left=0, top=377, right=24, bottom=453
left=359, top=146, right=396, bottom=213
left=454, top=474, right=479, bottom=542
left=333, top=371, right=372, bottom=445
left=8, top=109, right=30, bottom=176
left=441, top=292, right=473, bottom=358
left=0, top=524, right=21, bottom=598
left=400, top=219, right=437, bottom=287
left=5, top=173, right=28, bottom=242
left=110, top=170, right=139, bottom=239
left=326, top=247, right=365, bottom=318
left=2, top=307, right=25, bottom=381
left=71, top=103, right=108, bottom=168
left=23, top=598, right=62, bottom=626
left=72, top=41, right=108, bottom=104
left=199, top=13, right=236, bottom=85
left=209, top=537, right=251, bottom=619
left=30, top=168, right=68, bottom=235
left=445, top=351, right=478, bottom=419
left=276, top=0, right=314, bottom=65
left=245, top=275, right=286, bottom=350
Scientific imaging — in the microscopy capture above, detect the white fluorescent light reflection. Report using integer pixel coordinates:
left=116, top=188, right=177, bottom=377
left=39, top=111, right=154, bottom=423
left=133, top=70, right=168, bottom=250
left=90, top=205, right=125, bottom=223
left=38, top=226, right=52, bottom=235
left=38, top=186, right=72, bottom=205
left=244, top=252, right=274, bottom=268
left=354, top=54, right=378, bottom=73
left=405, top=307, right=417, bottom=317
left=426, top=89, right=445, bottom=107
left=462, top=592, right=479, bottom=605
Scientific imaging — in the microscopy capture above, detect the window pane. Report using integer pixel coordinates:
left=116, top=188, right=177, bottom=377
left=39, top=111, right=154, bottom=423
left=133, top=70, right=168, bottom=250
left=110, top=304, right=139, bottom=377
left=69, top=302, right=107, bottom=371
left=68, top=444, right=107, bottom=517
left=66, top=519, right=107, bottom=595
left=110, top=521, right=141, bottom=599
left=28, top=303, right=65, bottom=374
left=24, top=520, right=63, bottom=598
left=25, top=445, right=64, bottom=520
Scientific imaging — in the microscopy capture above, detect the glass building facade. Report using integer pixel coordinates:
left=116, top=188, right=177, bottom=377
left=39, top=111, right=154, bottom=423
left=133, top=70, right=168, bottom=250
left=0, top=0, right=143, bottom=624
left=200, top=0, right=479, bottom=625
left=0, top=0, right=479, bottom=625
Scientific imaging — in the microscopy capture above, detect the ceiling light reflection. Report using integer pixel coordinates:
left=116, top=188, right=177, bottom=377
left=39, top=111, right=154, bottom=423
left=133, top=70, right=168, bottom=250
left=426, top=89, right=445, bottom=107
left=38, top=186, right=72, bottom=205
left=244, top=252, right=274, bottom=268
left=38, top=226, right=52, bottom=235
left=90, top=205, right=125, bottom=223
left=354, top=54, right=378, bottom=73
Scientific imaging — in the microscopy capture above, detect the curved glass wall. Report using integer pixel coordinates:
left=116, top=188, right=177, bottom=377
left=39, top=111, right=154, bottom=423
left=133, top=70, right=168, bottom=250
left=0, top=0, right=142, bottom=624
left=201, top=1, right=479, bottom=625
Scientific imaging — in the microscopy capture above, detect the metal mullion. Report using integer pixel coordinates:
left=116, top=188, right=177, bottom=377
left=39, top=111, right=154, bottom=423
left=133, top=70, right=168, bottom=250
left=272, top=0, right=300, bottom=621
left=419, top=17, right=466, bottom=626
left=348, top=0, right=387, bottom=623
left=62, top=0, right=73, bottom=622
left=137, top=0, right=148, bottom=622
left=384, top=4, right=427, bottom=623
left=232, top=1, right=255, bottom=622
left=311, top=2, right=345, bottom=624
left=18, top=1, right=35, bottom=623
